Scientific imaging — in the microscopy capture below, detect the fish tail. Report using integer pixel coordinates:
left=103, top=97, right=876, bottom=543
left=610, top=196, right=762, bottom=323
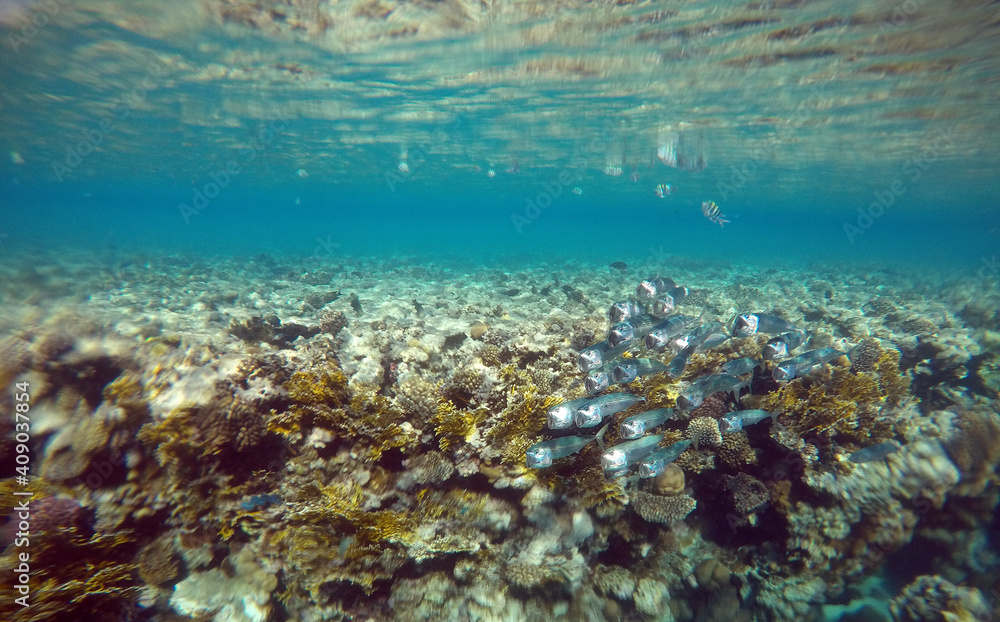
left=594, top=422, right=610, bottom=451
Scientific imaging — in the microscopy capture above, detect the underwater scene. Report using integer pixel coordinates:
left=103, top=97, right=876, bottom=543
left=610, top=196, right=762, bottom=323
left=2, top=0, right=1000, bottom=620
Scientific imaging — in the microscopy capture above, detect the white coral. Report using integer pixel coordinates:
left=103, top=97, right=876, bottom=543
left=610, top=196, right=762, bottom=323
left=170, top=547, right=277, bottom=622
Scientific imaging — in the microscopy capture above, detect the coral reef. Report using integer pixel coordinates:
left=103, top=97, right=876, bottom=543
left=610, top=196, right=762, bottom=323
left=651, top=463, right=685, bottom=496
left=631, top=491, right=697, bottom=524
left=890, top=575, right=989, bottom=621
left=685, top=416, right=723, bottom=450
left=2, top=252, right=997, bottom=622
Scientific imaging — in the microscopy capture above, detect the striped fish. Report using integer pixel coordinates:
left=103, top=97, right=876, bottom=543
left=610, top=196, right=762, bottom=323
left=701, top=200, right=730, bottom=227
left=654, top=183, right=672, bottom=198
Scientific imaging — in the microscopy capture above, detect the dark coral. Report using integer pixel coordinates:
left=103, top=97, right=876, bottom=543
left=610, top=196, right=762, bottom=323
left=726, top=472, right=769, bottom=516
left=229, top=314, right=319, bottom=347
left=318, top=308, right=349, bottom=336
left=863, top=297, right=896, bottom=316
left=850, top=338, right=883, bottom=373
left=689, top=394, right=729, bottom=420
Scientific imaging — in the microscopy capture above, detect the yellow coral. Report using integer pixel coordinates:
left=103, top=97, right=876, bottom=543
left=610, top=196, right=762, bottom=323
left=432, top=398, right=487, bottom=451
left=486, top=365, right=561, bottom=464
left=576, top=464, right=628, bottom=517
left=759, top=367, right=887, bottom=437
left=0, top=530, right=138, bottom=621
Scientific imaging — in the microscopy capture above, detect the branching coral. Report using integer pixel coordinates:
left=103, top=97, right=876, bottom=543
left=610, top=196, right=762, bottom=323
left=757, top=366, right=893, bottom=442
left=726, top=472, right=770, bottom=517
left=432, top=397, right=487, bottom=451
left=271, top=364, right=417, bottom=460
left=484, top=364, right=561, bottom=464
left=890, top=574, right=989, bottom=621
left=718, top=432, right=757, bottom=467
left=0, top=529, right=139, bottom=622
left=575, top=464, right=628, bottom=518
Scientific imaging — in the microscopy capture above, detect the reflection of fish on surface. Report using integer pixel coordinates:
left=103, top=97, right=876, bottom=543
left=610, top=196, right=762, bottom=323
left=654, top=183, right=671, bottom=198
left=701, top=201, right=729, bottom=227
left=604, top=165, right=623, bottom=177
left=656, top=131, right=707, bottom=172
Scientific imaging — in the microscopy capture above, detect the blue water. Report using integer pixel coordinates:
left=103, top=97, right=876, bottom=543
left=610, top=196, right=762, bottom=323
left=2, top=2, right=1000, bottom=621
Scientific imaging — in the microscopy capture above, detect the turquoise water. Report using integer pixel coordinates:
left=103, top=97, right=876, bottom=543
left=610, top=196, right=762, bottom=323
left=2, top=2, right=1000, bottom=621
left=2, top=0, right=999, bottom=268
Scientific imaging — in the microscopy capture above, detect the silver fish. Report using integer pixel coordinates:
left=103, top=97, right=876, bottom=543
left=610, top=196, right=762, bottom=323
left=645, top=315, right=699, bottom=351
left=650, top=287, right=689, bottom=317
left=578, top=340, right=631, bottom=373
left=575, top=394, right=646, bottom=428
left=731, top=313, right=802, bottom=338
left=609, top=300, right=645, bottom=324
left=719, top=409, right=776, bottom=433
left=848, top=440, right=901, bottom=464
left=773, top=347, right=846, bottom=381
left=638, top=440, right=692, bottom=478
left=611, top=358, right=668, bottom=384
left=620, top=408, right=677, bottom=439
left=608, top=315, right=655, bottom=349
left=601, top=433, right=665, bottom=473
left=665, top=351, right=691, bottom=378
left=584, top=369, right=612, bottom=394
left=526, top=427, right=605, bottom=468
left=762, top=330, right=808, bottom=361
left=698, top=332, right=730, bottom=351
left=637, top=277, right=677, bottom=301
left=721, top=357, right=761, bottom=376
left=547, top=397, right=593, bottom=430
left=667, top=321, right=724, bottom=378
left=677, top=373, right=749, bottom=409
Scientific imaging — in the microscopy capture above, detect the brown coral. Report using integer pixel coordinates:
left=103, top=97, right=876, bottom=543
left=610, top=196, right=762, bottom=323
left=675, top=449, right=716, bottom=474
left=685, top=416, right=723, bottom=450
left=651, top=464, right=685, bottom=496
left=850, top=338, right=883, bottom=373
left=945, top=405, right=1000, bottom=496
left=318, top=309, right=348, bottom=336
left=718, top=432, right=757, bottom=467
left=726, top=472, right=769, bottom=516
left=631, top=491, right=696, bottom=524
left=136, top=535, right=180, bottom=586
left=890, top=574, right=989, bottom=621
left=477, top=343, right=502, bottom=367
left=689, top=394, right=728, bottom=420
